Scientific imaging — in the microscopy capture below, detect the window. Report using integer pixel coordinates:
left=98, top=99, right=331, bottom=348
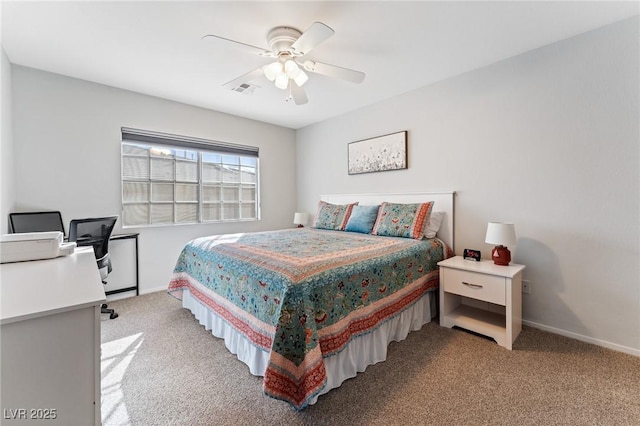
left=121, top=128, right=259, bottom=227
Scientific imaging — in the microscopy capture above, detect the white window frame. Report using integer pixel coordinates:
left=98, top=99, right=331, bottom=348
left=121, top=128, right=260, bottom=227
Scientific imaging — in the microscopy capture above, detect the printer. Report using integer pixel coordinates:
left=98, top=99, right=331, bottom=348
left=0, top=231, right=76, bottom=263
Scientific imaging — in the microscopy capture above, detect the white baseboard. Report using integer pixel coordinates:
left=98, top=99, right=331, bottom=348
left=106, top=289, right=639, bottom=357
left=141, top=285, right=169, bottom=295
left=523, top=319, right=640, bottom=357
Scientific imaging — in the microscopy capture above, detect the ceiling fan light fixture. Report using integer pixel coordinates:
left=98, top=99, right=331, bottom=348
left=275, top=73, right=289, bottom=90
left=284, top=60, right=300, bottom=78
left=264, top=61, right=283, bottom=81
left=209, top=21, right=365, bottom=105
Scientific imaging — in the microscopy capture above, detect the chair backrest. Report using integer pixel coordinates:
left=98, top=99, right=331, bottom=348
left=68, top=216, right=118, bottom=266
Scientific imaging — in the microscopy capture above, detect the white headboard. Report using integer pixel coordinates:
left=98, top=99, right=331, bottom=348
left=320, top=191, right=455, bottom=251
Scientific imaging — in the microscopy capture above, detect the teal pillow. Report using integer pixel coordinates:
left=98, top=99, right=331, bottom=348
left=345, top=205, right=379, bottom=234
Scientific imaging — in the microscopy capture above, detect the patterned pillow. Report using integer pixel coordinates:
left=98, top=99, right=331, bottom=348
left=344, top=205, right=380, bottom=234
left=312, top=201, right=358, bottom=231
left=372, top=201, right=434, bottom=239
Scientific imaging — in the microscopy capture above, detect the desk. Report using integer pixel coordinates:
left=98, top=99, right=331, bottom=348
left=0, top=248, right=105, bottom=425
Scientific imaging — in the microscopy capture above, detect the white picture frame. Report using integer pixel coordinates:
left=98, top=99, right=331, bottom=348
left=347, top=131, right=407, bottom=175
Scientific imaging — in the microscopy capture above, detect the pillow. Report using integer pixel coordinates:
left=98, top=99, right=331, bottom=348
left=424, top=211, right=445, bottom=239
left=344, top=205, right=380, bottom=234
left=312, top=201, right=357, bottom=231
left=371, top=201, right=434, bottom=239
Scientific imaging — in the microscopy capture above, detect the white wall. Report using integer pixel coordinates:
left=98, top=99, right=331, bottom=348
left=11, top=67, right=297, bottom=293
left=296, top=17, right=639, bottom=354
left=1, top=48, right=15, bottom=234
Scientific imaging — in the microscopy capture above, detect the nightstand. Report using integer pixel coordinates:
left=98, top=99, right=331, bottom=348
left=438, top=256, right=525, bottom=350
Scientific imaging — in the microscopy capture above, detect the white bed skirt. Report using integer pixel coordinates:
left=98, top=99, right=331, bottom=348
left=182, top=288, right=435, bottom=406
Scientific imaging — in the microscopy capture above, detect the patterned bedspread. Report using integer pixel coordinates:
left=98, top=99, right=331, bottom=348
left=168, top=228, right=447, bottom=409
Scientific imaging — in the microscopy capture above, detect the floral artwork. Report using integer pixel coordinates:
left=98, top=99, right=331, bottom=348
left=348, top=131, right=407, bottom=174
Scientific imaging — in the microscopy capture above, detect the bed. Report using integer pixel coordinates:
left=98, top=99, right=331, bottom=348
left=168, top=192, right=455, bottom=410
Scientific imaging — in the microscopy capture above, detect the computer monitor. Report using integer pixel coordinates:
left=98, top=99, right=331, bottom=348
left=9, top=211, right=66, bottom=236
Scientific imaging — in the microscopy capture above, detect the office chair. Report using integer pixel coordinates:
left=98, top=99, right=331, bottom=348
left=69, top=216, right=119, bottom=320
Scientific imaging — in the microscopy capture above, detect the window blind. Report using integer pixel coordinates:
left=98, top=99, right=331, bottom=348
left=121, top=128, right=259, bottom=157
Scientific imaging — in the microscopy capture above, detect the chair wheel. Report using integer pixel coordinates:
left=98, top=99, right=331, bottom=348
left=110, top=312, right=119, bottom=320
left=101, top=303, right=108, bottom=309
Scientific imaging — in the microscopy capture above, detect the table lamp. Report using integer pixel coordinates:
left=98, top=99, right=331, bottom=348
left=485, top=222, right=517, bottom=266
left=293, top=212, right=307, bottom=228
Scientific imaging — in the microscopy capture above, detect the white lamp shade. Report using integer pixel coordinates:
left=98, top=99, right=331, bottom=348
left=293, top=212, right=307, bottom=225
left=485, top=222, right=517, bottom=247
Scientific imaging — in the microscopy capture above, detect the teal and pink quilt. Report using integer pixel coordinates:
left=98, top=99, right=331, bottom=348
left=168, top=228, right=448, bottom=410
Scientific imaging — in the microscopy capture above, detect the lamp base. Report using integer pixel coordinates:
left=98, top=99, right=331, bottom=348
left=491, top=245, right=511, bottom=266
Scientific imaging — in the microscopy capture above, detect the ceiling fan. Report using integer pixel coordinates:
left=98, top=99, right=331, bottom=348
left=203, top=22, right=365, bottom=105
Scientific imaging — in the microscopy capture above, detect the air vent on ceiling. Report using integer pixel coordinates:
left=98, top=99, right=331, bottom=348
left=230, top=83, right=259, bottom=95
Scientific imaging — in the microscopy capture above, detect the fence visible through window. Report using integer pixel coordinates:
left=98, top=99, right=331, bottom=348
left=121, top=128, right=259, bottom=227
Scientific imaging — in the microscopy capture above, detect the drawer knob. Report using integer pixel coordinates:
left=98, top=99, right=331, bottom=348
left=462, top=281, right=483, bottom=289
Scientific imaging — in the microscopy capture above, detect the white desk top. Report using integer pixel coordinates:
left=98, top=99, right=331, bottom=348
left=0, top=247, right=106, bottom=324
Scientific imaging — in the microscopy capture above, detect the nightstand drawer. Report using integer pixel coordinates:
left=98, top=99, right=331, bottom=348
left=443, top=268, right=506, bottom=305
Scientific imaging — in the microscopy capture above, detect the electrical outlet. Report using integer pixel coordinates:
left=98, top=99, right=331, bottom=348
left=522, top=280, right=531, bottom=295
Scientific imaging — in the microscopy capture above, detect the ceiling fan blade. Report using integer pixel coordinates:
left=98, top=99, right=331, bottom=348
left=288, top=82, right=308, bottom=105
left=202, top=34, right=274, bottom=57
left=222, top=67, right=264, bottom=90
left=290, top=22, right=335, bottom=56
left=301, top=60, right=365, bottom=84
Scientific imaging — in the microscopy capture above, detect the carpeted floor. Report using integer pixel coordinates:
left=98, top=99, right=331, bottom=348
left=100, top=291, right=640, bottom=426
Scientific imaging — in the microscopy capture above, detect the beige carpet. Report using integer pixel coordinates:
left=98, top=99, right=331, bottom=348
left=101, top=291, right=640, bottom=426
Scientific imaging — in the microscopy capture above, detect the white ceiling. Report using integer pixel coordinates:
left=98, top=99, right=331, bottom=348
left=2, top=1, right=638, bottom=129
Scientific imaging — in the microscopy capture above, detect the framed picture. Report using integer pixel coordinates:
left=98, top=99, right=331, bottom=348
left=348, top=131, right=407, bottom=175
